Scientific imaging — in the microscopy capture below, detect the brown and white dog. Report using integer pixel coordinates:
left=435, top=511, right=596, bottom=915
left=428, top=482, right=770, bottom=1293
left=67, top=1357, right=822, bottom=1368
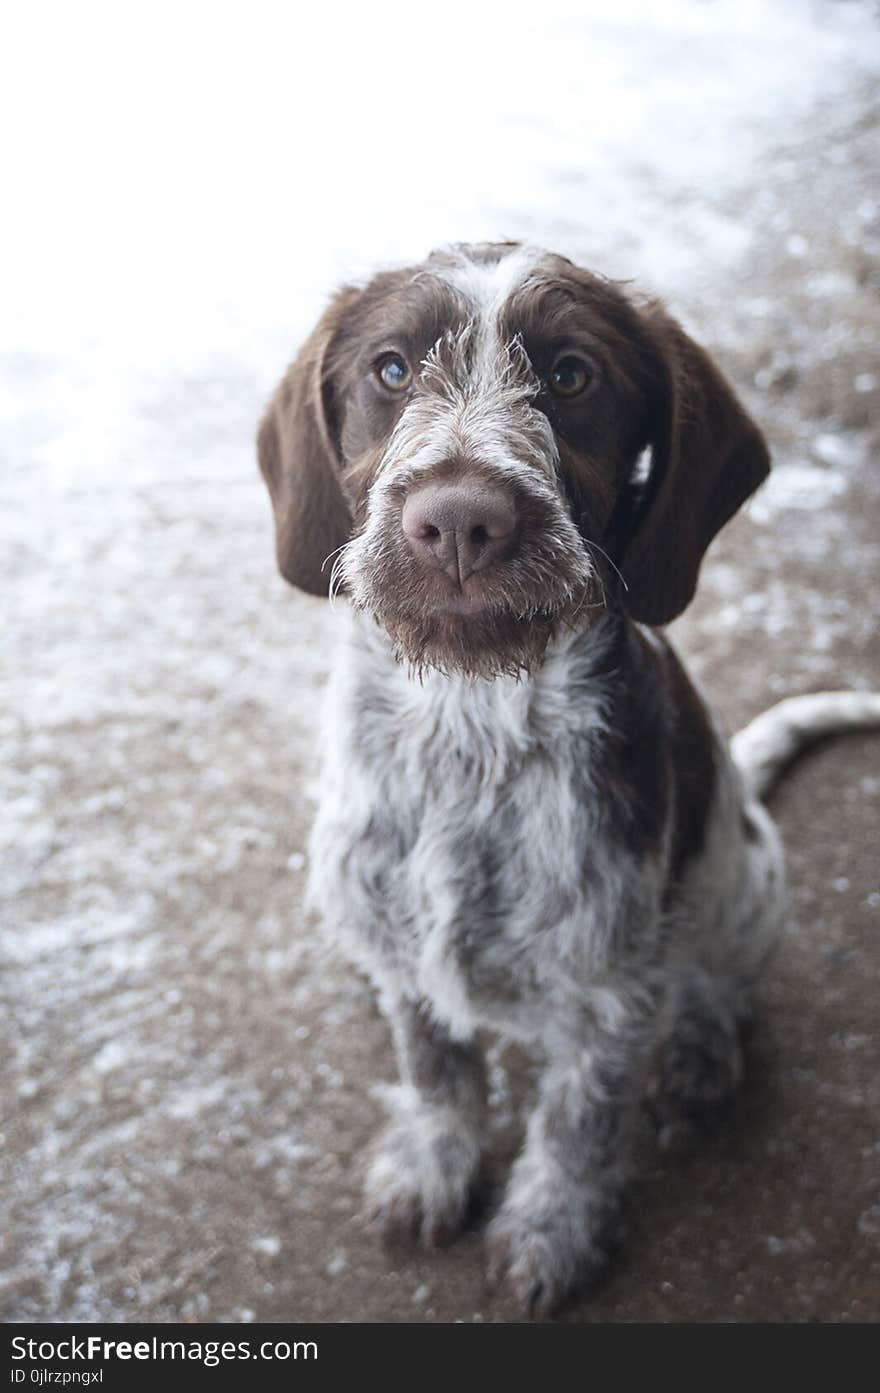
left=258, top=243, right=880, bottom=1314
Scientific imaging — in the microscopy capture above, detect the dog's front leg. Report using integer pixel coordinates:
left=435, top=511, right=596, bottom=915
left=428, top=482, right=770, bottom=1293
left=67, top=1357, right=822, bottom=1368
left=488, top=1013, right=650, bottom=1315
left=365, top=994, right=487, bottom=1249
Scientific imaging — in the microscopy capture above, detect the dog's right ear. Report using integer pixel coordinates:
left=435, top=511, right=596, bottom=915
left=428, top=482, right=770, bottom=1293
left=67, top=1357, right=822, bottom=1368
left=257, top=288, right=361, bottom=596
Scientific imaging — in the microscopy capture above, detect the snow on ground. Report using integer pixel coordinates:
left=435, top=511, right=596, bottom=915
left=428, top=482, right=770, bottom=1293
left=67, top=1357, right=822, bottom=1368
left=2, top=0, right=879, bottom=1322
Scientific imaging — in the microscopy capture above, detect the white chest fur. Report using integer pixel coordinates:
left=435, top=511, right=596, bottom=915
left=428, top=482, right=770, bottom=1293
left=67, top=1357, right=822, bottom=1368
left=307, top=610, right=653, bottom=1040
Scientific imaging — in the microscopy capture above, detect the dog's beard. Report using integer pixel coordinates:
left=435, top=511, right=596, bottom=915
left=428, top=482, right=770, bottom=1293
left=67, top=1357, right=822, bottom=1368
left=375, top=601, right=564, bottom=681
left=338, top=520, right=595, bottom=681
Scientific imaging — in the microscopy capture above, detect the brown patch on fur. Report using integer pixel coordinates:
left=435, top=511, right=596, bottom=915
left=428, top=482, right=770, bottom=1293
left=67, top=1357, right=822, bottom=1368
left=662, top=641, right=719, bottom=885
left=587, top=626, right=718, bottom=889
left=330, top=268, right=469, bottom=468
left=615, top=304, right=771, bottom=625
left=596, top=623, right=672, bottom=863
left=257, top=287, right=362, bottom=595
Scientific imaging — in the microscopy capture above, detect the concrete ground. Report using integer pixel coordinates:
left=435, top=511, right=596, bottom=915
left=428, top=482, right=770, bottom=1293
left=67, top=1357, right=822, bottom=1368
left=2, top=1, right=879, bottom=1323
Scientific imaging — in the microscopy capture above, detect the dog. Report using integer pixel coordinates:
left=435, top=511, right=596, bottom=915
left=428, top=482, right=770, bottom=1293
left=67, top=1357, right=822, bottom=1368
left=257, top=242, right=880, bottom=1315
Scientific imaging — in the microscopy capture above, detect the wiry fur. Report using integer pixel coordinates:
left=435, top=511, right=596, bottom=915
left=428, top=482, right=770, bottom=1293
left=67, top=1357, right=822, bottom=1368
left=334, top=316, right=594, bottom=680
left=258, top=242, right=880, bottom=1316
left=306, top=607, right=792, bottom=1312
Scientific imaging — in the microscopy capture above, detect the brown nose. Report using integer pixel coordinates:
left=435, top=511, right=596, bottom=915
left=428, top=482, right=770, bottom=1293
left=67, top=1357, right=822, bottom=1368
left=401, top=481, right=517, bottom=584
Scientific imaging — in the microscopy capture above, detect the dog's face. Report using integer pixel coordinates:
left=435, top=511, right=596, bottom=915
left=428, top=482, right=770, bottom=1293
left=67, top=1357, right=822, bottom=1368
left=330, top=246, right=655, bottom=678
left=259, top=244, right=770, bottom=677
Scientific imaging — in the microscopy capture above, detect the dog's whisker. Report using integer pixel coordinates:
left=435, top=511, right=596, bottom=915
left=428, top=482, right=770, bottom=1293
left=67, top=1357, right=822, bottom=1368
left=320, top=542, right=348, bottom=574
left=327, top=544, right=355, bottom=607
left=582, top=537, right=629, bottom=593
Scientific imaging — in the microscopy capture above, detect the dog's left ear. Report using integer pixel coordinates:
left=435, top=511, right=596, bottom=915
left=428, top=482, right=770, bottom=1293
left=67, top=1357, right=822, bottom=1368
left=617, top=306, right=770, bottom=626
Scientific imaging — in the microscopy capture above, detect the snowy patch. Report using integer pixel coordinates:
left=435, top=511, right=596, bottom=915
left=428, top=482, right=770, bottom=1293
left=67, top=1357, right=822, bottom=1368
left=749, top=462, right=849, bottom=522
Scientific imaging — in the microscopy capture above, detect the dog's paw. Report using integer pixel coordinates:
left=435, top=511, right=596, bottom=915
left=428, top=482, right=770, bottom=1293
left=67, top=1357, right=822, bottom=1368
left=364, top=1089, right=483, bottom=1250
left=654, top=1010, right=743, bottom=1116
left=486, top=1185, right=613, bottom=1317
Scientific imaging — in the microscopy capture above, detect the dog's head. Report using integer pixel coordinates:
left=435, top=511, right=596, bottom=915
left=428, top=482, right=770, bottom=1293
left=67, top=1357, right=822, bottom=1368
left=258, top=243, right=769, bottom=678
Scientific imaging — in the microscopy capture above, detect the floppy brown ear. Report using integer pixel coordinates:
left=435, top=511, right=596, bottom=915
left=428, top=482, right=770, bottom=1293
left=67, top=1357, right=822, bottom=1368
left=618, top=306, right=770, bottom=626
left=257, top=287, right=360, bottom=596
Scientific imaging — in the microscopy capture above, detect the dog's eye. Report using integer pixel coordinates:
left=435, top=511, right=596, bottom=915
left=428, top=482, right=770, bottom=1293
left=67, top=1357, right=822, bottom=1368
left=549, top=354, right=592, bottom=398
left=376, top=353, right=413, bottom=393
